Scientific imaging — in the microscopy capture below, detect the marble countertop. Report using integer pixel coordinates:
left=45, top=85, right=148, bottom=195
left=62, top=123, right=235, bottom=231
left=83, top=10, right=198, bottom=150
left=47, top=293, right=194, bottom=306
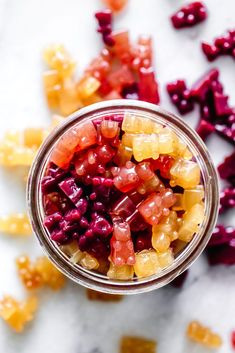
left=0, top=0, right=234, bottom=352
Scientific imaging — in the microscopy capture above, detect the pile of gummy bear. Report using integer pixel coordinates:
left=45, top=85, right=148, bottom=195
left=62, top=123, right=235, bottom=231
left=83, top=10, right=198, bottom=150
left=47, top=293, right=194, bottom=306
left=0, top=0, right=234, bottom=350
left=43, top=112, right=205, bottom=279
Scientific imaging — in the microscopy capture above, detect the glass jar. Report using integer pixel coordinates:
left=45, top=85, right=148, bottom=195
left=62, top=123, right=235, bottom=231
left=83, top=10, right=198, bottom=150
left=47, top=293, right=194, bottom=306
left=27, top=100, right=219, bottom=294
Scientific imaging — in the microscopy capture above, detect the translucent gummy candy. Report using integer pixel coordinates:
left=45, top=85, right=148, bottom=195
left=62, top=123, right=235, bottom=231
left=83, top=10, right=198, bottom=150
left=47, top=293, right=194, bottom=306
left=107, top=263, right=134, bottom=280
left=134, top=249, right=160, bottom=278
left=187, top=321, right=222, bottom=348
left=112, top=161, right=140, bottom=193
left=110, top=220, right=135, bottom=266
left=51, top=121, right=97, bottom=168
left=178, top=203, right=205, bottom=242
left=43, top=44, right=75, bottom=78
left=122, top=113, right=158, bottom=134
left=0, top=296, right=38, bottom=332
left=133, top=134, right=159, bottom=162
left=121, top=336, right=157, bottom=353
left=0, top=213, right=32, bottom=236
left=138, top=189, right=176, bottom=226
left=170, top=159, right=200, bottom=189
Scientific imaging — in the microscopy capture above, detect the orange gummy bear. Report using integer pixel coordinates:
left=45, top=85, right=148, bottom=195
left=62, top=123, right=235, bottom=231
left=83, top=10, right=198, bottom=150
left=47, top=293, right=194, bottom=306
left=0, top=295, right=38, bottom=332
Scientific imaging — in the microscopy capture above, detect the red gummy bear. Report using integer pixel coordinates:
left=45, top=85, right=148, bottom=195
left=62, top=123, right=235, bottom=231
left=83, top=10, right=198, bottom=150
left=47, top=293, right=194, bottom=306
left=75, top=144, right=116, bottom=176
left=138, top=189, right=176, bottom=225
left=150, top=156, right=175, bottom=179
left=112, top=161, right=140, bottom=193
left=110, top=220, right=135, bottom=266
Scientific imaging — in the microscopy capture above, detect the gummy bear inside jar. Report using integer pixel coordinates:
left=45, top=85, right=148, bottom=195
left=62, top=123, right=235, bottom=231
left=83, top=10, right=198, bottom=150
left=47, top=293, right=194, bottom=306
left=40, top=107, right=206, bottom=281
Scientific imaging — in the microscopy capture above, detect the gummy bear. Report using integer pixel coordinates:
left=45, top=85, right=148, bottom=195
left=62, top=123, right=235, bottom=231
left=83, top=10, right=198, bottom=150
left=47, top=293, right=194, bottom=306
left=77, top=76, right=101, bottom=100
left=58, top=78, right=82, bottom=116
left=43, top=44, right=75, bottom=78
left=132, top=35, right=153, bottom=70
left=80, top=252, right=100, bottom=270
left=107, top=65, right=134, bottom=92
left=107, top=262, right=134, bottom=280
left=85, top=48, right=111, bottom=81
left=133, top=134, right=159, bottom=162
left=122, top=113, right=161, bottom=134
left=43, top=70, right=61, bottom=109
left=110, top=220, right=135, bottom=266
left=75, top=144, right=116, bottom=176
left=23, top=128, right=45, bottom=148
left=158, top=127, right=176, bottom=154
left=0, top=295, right=38, bottom=332
left=170, top=159, right=200, bottom=189
left=138, top=67, right=160, bottom=104
left=158, top=249, right=174, bottom=268
left=134, top=249, right=160, bottom=278
left=16, top=255, right=65, bottom=290
left=152, top=211, right=180, bottom=252
left=112, top=161, right=140, bottom=193
left=121, top=336, right=157, bottom=353
left=0, top=213, right=32, bottom=236
left=112, top=30, right=133, bottom=64
left=150, top=155, right=175, bottom=179
left=138, top=189, right=176, bottom=226
left=100, top=119, right=119, bottom=139
left=51, top=121, right=97, bottom=168
left=178, top=203, right=205, bottom=242
left=103, top=0, right=128, bottom=12
left=187, top=321, right=222, bottom=348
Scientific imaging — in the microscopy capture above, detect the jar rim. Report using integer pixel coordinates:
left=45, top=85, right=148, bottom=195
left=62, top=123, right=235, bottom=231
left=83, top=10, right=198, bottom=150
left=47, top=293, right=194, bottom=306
left=27, top=99, right=219, bottom=294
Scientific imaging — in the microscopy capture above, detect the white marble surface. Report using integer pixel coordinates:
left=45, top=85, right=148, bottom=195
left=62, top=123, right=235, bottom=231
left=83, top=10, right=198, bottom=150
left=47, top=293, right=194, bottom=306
left=0, top=0, right=234, bottom=352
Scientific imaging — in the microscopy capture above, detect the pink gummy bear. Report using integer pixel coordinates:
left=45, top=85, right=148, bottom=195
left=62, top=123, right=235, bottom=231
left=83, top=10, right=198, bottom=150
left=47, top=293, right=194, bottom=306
left=138, top=189, right=176, bottom=225
left=112, top=161, right=140, bottom=193
left=110, top=220, right=135, bottom=266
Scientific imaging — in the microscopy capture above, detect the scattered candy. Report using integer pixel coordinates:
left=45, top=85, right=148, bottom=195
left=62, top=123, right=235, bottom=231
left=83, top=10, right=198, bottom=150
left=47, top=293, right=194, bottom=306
left=206, top=225, right=235, bottom=265
left=187, top=320, right=222, bottom=348
left=16, top=255, right=65, bottom=290
left=103, top=0, right=128, bottom=13
left=95, top=9, right=115, bottom=46
left=202, top=29, right=235, bottom=61
left=219, top=187, right=235, bottom=213
left=121, top=336, right=157, bottom=353
left=0, top=213, right=32, bottom=236
left=166, top=80, right=194, bottom=114
left=171, top=2, right=207, bottom=29
left=167, top=68, right=235, bottom=146
left=218, top=152, right=235, bottom=185
left=0, top=296, right=38, bottom=332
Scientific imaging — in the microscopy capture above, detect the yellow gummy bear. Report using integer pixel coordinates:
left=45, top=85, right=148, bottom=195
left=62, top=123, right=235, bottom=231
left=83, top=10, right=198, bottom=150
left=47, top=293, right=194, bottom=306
left=107, top=263, right=134, bottom=280
left=122, top=113, right=163, bottom=134
left=59, top=78, right=82, bottom=116
left=170, top=158, right=200, bottom=189
left=178, top=203, right=205, bottom=242
left=77, top=76, right=101, bottom=100
left=158, top=127, right=176, bottom=154
left=0, top=295, right=38, bottom=333
left=0, top=213, right=32, bottom=236
left=43, top=44, right=76, bottom=78
left=134, top=249, right=160, bottom=278
left=133, top=134, right=159, bottom=162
